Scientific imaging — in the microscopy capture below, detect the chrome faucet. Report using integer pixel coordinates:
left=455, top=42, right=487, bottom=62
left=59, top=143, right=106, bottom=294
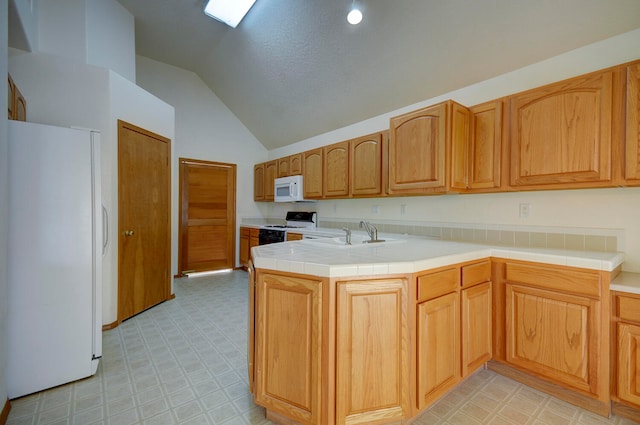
left=359, top=220, right=378, bottom=242
left=341, top=227, right=352, bottom=245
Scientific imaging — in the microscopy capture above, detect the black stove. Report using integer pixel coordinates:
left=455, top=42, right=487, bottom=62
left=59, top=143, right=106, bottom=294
left=258, top=212, right=317, bottom=245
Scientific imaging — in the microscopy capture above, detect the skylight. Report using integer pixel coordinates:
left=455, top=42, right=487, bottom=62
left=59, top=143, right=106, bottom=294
left=204, top=0, right=256, bottom=28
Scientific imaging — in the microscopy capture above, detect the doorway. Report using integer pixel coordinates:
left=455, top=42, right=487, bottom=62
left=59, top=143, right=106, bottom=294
left=178, top=158, right=237, bottom=275
left=117, top=120, right=171, bottom=322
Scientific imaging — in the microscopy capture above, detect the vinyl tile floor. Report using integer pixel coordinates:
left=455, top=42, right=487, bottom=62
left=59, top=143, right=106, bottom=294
left=6, top=270, right=639, bottom=425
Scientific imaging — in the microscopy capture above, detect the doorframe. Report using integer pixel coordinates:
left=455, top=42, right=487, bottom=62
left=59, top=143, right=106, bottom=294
left=117, top=119, right=172, bottom=324
left=177, top=157, right=237, bottom=276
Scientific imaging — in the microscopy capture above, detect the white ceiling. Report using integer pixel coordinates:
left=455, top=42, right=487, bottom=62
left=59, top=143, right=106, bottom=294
left=116, top=0, right=640, bottom=150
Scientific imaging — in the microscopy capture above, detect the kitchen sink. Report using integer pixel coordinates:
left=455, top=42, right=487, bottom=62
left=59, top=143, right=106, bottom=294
left=302, top=235, right=402, bottom=248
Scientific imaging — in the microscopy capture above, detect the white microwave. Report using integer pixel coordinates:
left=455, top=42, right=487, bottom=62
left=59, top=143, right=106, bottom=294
left=274, top=175, right=305, bottom=202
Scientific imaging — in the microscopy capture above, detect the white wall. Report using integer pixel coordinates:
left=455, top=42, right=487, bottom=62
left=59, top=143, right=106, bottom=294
left=266, top=29, right=640, bottom=272
left=8, top=0, right=38, bottom=51
left=134, top=55, right=269, bottom=270
left=1, top=0, right=9, bottom=412
left=37, top=0, right=135, bottom=82
left=8, top=52, right=175, bottom=326
left=8, top=0, right=173, bottom=326
left=107, top=70, right=175, bottom=312
left=37, top=0, right=86, bottom=63
left=86, top=0, right=135, bottom=82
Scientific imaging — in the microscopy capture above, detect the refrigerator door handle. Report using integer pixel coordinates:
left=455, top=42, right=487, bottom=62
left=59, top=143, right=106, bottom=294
left=102, top=205, right=109, bottom=255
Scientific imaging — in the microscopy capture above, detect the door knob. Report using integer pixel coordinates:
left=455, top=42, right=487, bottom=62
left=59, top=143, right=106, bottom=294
left=123, top=230, right=135, bottom=236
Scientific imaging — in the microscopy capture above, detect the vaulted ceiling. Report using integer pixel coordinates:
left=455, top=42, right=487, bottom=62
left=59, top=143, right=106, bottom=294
left=116, top=0, right=640, bottom=150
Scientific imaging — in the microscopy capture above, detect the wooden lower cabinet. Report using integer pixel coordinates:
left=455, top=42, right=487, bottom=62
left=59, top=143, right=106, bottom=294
left=287, top=232, right=303, bottom=241
left=417, top=291, right=460, bottom=409
left=336, top=278, right=409, bottom=425
left=617, top=322, right=640, bottom=406
left=461, top=281, right=492, bottom=377
left=239, top=227, right=250, bottom=266
left=254, top=272, right=326, bottom=425
left=492, top=260, right=612, bottom=416
left=612, top=291, right=640, bottom=422
left=239, top=226, right=259, bottom=267
left=506, top=284, right=599, bottom=393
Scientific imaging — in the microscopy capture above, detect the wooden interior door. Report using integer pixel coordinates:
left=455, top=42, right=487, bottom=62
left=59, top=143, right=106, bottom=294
left=178, top=158, right=236, bottom=274
left=118, top=120, right=171, bottom=322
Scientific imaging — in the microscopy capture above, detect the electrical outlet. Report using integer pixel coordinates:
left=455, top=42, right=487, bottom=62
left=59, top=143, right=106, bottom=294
left=371, top=205, right=379, bottom=214
left=400, top=204, right=407, bottom=215
left=519, top=203, right=531, bottom=218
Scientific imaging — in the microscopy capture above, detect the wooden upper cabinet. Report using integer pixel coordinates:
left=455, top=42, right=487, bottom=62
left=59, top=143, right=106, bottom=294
left=253, top=163, right=265, bottom=201
left=323, top=141, right=349, bottom=197
left=624, top=61, right=640, bottom=184
left=452, top=100, right=504, bottom=192
left=350, top=131, right=385, bottom=196
left=277, top=156, right=290, bottom=178
left=8, top=73, right=26, bottom=121
left=277, top=154, right=302, bottom=178
left=509, top=68, right=618, bottom=189
left=303, top=148, right=323, bottom=199
left=290, top=153, right=303, bottom=175
left=8, top=74, right=15, bottom=119
left=389, top=100, right=469, bottom=194
left=264, top=160, right=277, bottom=201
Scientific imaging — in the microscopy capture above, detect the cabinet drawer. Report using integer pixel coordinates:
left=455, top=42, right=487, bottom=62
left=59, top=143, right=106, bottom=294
left=418, top=268, right=459, bottom=301
left=505, top=263, right=601, bottom=298
left=462, top=260, right=490, bottom=287
left=617, top=295, right=640, bottom=324
left=240, top=227, right=250, bottom=237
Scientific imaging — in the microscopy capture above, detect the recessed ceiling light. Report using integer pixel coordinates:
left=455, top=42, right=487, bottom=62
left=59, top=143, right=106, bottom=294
left=204, top=0, right=256, bottom=28
left=347, top=6, right=363, bottom=25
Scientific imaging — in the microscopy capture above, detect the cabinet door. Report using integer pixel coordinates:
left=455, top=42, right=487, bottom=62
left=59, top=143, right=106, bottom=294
left=389, top=102, right=447, bottom=193
left=618, top=323, right=640, bottom=407
left=248, top=261, right=255, bottom=394
left=625, top=62, right=640, bottom=183
left=506, top=284, right=600, bottom=395
left=239, top=227, right=250, bottom=266
left=324, top=141, right=349, bottom=197
left=287, top=232, right=303, bottom=241
left=249, top=228, right=259, bottom=252
left=461, top=282, right=492, bottom=377
left=264, top=160, right=277, bottom=201
left=336, top=278, right=408, bottom=425
left=14, top=85, right=26, bottom=121
left=277, top=157, right=290, bottom=178
left=290, top=153, right=303, bottom=175
left=389, top=101, right=469, bottom=194
left=350, top=132, right=383, bottom=196
left=416, top=291, right=460, bottom=410
left=509, top=70, right=615, bottom=188
left=255, top=273, right=324, bottom=425
left=452, top=100, right=503, bottom=191
left=254, top=163, right=265, bottom=201
left=303, top=148, right=323, bottom=198
left=8, top=74, right=15, bottom=119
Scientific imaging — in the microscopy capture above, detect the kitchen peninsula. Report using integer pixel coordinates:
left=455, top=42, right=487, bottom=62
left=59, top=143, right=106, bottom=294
left=248, top=233, right=630, bottom=425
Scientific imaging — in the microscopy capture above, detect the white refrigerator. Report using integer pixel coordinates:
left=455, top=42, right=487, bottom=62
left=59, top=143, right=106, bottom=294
left=7, top=120, right=103, bottom=399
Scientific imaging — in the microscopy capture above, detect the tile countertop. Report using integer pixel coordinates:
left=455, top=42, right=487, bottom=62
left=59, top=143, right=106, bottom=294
left=251, top=231, right=626, bottom=281
left=611, top=272, right=640, bottom=295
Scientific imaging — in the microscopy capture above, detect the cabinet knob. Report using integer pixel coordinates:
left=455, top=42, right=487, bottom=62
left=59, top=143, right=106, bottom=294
left=123, top=230, right=135, bottom=236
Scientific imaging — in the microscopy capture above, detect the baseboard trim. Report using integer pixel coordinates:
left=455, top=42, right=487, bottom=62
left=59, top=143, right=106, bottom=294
left=1, top=398, right=10, bottom=425
left=612, top=401, right=640, bottom=423
left=487, top=360, right=610, bottom=418
left=102, top=320, right=119, bottom=331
